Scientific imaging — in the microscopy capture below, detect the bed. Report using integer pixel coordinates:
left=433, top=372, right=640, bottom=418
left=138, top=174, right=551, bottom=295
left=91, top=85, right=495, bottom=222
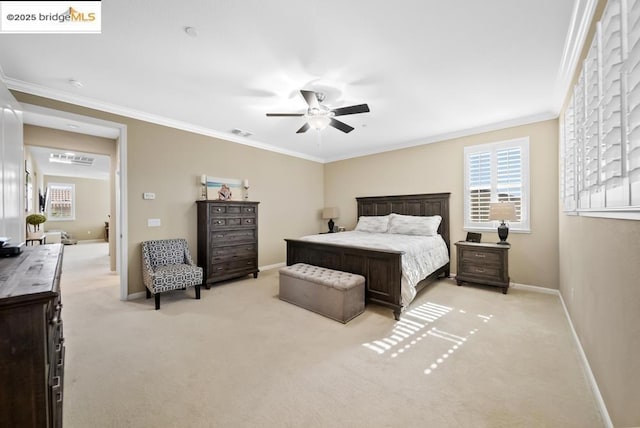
left=285, top=193, right=450, bottom=320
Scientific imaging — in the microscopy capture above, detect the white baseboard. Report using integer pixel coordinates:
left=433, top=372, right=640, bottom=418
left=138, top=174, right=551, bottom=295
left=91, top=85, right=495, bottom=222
left=509, top=281, right=559, bottom=295
left=558, top=292, right=613, bottom=428
left=450, top=274, right=559, bottom=295
left=127, top=264, right=285, bottom=300
left=260, top=262, right=285, bottom=271
left=127, top=291, right=146, bottom=300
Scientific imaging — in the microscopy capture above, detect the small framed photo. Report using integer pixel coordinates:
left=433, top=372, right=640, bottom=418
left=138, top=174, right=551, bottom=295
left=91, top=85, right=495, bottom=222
left=466, top=232, right=482, bottom=243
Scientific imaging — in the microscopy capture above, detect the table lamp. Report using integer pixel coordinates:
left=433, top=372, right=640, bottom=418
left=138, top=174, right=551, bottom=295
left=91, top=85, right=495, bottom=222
left=488, top=202, right=517, bottom=244
left=322, top=207, right=339, bottom=233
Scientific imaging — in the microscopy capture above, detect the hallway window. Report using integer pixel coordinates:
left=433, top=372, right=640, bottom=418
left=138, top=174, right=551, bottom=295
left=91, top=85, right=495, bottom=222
left=47, top=183, right=75, bottom=221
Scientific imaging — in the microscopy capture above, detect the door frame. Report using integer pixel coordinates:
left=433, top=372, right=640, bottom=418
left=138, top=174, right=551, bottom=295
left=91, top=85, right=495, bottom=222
left=21, top=104, right=129, bottom=300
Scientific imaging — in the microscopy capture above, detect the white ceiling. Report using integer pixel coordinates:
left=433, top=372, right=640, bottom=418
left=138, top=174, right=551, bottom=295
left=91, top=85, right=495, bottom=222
left=0, top=0, right=589, bottom=163
left=28, top=146, right=111, bottom=181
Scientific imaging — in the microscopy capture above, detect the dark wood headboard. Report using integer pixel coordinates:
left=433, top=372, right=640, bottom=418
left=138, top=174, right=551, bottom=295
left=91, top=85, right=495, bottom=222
left=356, top=193, right=451, bottom=254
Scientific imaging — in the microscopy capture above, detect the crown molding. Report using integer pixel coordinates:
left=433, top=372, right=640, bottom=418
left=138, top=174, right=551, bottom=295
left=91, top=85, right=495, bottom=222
left=3, top=75, right=325, bottom=164
left=323, top=111, right=558, bottom=163
left=2, top=71, right=559, bottom=165
left=552, top=0, right=599, bottom=113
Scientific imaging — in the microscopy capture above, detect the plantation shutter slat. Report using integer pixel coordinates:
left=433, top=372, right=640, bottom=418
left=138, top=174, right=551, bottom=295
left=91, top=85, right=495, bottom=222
left=468, top=151, right=491, bottom=222
left=627, top=0, right=640, bottom=204
left=601, top=0, right=624, bottom=191
left=496, top=147, right=523, bottom=221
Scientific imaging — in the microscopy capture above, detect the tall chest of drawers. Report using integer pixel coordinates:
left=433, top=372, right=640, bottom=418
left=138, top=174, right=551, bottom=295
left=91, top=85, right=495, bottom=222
left=0, top=244, right=65, bottom=427
left=196, top=200, right=260, bottom=288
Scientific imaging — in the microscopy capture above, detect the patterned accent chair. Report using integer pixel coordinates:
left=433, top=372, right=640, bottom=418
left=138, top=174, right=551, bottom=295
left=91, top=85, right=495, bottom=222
left=141, top=239, right=203, bottom=310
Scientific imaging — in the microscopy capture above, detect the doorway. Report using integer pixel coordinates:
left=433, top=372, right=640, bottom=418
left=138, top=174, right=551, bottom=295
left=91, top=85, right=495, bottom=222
left=21, top=103, right=129, bottom=300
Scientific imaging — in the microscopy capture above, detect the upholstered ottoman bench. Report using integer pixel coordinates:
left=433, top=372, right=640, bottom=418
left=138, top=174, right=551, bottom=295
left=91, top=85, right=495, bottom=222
left=279, top=263, right=365, bottom=323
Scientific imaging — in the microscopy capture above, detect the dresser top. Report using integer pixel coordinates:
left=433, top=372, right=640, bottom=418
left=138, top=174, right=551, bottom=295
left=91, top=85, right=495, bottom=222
left=455, top=241, right=510, bottom=249
left=0, top=244, right=63, bottom=304
left=196, top=200, right=259, bottom=204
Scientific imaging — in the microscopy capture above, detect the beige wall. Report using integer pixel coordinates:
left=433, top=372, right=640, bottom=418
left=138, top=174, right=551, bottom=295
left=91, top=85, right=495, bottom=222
left=24, top=125, right=118, bottom=270
left=125, top=120, right=323, bottom=294
left=13, top=92, right=325, bottom=296
left=324, top=119, right=559, bottom=289
left=43, top=175, right=110, bottom=240
left=557, top=0, right=640, bottom=425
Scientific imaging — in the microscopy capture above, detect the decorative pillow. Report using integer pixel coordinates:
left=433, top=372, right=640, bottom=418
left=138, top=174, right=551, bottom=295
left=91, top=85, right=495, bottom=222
left=387, top=214, right=441, bottom=236
left=354, top=215, right=390, bottom=233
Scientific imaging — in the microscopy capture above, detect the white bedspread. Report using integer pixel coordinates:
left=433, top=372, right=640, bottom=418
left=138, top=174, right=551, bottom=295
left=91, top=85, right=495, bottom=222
left=299, top=231, right=449, bottom=306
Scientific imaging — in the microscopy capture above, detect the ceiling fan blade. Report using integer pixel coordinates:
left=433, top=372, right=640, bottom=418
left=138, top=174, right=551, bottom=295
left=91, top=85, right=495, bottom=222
left=296, top=123, right=310, bottom=133
left=266, top=113, right=305, bottom=117
left=329, top=118, right=354, bottom=133
left=331, top=104, right=370, bottom=116
left=300, top=90, right=319, bottom=109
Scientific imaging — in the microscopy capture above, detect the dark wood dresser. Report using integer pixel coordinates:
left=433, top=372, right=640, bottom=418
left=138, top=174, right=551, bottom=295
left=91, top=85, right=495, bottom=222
left=196, top=200, right=259, bottom=288
left=455, top=241, right=510, bottom=294
left=0, top=244, right=65, bottom=427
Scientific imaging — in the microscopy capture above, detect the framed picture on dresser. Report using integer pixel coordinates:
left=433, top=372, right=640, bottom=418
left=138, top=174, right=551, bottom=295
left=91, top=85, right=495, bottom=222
left=206, top=176, right=243, bottom=201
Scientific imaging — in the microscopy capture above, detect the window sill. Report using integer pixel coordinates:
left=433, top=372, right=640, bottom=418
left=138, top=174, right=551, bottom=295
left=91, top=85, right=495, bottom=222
left=564, top=209, right=640, bottom=221
left=464, top=226, right=531, bottom=234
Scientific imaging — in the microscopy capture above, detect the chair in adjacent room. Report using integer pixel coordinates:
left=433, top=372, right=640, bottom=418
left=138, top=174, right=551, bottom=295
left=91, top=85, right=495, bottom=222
left=141, top=238, right=203, bottom=310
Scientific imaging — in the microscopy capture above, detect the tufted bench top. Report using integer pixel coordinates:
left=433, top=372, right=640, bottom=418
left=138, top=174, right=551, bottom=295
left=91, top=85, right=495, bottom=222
left=279, top=263, right=365, bottom=290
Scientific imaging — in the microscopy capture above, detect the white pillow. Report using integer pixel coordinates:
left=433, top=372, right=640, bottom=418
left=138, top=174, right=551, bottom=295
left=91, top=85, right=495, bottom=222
left=387, top=214, right=441, bottom=236
left=354, top=215, right=390, bottom=233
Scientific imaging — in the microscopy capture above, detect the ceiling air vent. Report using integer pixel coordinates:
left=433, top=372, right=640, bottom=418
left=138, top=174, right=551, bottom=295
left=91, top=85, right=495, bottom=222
left=49, top=153, right=95, bottom=166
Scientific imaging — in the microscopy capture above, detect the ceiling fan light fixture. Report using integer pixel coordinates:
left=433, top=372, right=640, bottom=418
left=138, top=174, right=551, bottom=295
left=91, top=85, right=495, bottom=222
left=307, top=115, right=331, bottom=131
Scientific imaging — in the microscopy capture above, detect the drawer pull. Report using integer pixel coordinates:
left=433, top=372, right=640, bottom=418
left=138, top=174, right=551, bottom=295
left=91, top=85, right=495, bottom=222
left=246, top=219, right=252, bottom=223
left=216, top=235, right=224, bottom=238
left=216, top=208, right=222, bottom=212
left=216, top=267, right=223, bottom=271
left=246, top=262, right=252, bottom=265
left=474, top=268, right=486, bottom=273
left=474, top=254, right=486, bottom=258
left=52, top=375, right=61, bottom=388
left=217, top=220, right=224, bottom=224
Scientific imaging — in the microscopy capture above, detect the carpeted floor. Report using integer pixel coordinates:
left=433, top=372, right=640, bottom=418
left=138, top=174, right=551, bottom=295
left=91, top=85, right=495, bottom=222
left=60, top=242, right=604, bottom=428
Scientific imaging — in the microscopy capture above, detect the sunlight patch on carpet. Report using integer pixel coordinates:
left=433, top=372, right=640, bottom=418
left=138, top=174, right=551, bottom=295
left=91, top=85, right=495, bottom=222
left=362, top=301, right=493, bottom=375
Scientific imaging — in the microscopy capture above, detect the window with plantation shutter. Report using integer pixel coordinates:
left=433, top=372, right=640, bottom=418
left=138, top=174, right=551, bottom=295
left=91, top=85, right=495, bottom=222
left=560, top=0, right=640, bottom=220
left=47, top=183, right=75, bottom=221
left=464, top=138, right=530, bottom=232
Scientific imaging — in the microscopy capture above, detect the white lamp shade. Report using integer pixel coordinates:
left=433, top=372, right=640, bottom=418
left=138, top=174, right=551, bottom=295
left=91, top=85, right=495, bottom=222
left=488, top=202, right=517, bottom=221
left=322, top=207, right=339, bottom=219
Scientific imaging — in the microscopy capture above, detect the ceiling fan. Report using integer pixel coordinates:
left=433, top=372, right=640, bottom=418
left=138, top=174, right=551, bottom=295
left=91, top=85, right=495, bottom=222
left=266, top=90, right=370, bottom=134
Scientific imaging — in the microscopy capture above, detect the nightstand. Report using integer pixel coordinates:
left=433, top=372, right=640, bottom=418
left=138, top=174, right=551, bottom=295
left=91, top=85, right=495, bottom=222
left=454, top=241, right=510, bottom=294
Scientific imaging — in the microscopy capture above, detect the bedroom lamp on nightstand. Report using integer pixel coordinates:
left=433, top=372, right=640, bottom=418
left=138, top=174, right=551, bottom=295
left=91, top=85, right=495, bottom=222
left=322, top=207, right=339, bottom=233
left=489, top=202, right=517, bottom=245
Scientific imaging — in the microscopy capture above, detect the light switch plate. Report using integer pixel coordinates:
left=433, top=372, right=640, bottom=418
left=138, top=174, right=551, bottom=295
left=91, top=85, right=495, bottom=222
left=143, top=192, right=156, bottom=200
left=147, top=218, right=161, bottom=227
